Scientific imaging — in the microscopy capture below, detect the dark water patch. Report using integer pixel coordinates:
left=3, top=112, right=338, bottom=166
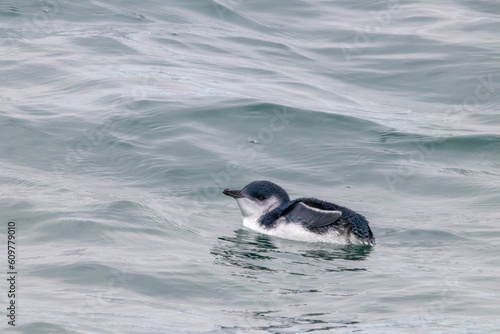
left=300, top=246, right=373, bottom=262
left=212, top=230, right=278, bottom=272
left=187, top=0, right=282, bottom=34
left=151, top=35, right=192, bottom=52
left=434, top=134, right=500, bottom=152
left=462, top=0, right=500, bottom=16
left=38, top=218, right=114, bottom=244
left=46, top=1, right=153, bottom=24
left=97, top=200, right=198, bottom=238
left=220, top=309, right=360, bottom=333
left=28, top=261, right=127, bottom=285
left=16, top=322, right=77, bottom=334
left=3, top=61, right=69, bottom=89
left=0, top=4, right=21, bottom=17
left=71, top=36, right=140, bottom=55
left=384, top=228, right=480, bottom=247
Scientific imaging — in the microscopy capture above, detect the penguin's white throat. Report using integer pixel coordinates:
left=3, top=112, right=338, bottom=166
left=234, top=196, right=281, bottom=219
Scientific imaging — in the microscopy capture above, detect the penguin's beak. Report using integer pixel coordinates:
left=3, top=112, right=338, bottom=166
left=223, top=189, right=245, bottom=199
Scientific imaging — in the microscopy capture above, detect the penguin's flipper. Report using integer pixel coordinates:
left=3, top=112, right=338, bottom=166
left=286, top=202, right=342, bottom=229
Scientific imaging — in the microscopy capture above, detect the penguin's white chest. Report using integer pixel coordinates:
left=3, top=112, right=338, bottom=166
left=242, top=217, right=358, bottom=245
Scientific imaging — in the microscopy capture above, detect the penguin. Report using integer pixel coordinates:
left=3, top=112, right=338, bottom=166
left=223, top=180, right=375, bottom=245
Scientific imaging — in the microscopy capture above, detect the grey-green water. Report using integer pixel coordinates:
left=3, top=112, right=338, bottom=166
left=1, top=1, right=499, bottom=333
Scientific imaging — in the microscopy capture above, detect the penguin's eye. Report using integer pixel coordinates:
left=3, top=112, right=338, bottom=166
left=257, top=195, right=265, bottom=201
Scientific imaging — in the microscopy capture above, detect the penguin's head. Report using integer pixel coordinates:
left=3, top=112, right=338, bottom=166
left=223, top=180, right=290, bottom=218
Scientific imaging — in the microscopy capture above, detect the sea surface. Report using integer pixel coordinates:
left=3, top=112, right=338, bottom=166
left=1, top=0, right=499, bottom=333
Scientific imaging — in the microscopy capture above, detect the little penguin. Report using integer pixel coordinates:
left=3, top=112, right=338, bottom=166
left=223, top=180, right=375, bottom=246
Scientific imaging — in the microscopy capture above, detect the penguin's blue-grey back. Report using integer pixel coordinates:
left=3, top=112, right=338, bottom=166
left=260, top=197, right=375, bottom=245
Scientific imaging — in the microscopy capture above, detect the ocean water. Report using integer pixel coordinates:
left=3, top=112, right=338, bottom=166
left=1, top=0, right=499, bottom=333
